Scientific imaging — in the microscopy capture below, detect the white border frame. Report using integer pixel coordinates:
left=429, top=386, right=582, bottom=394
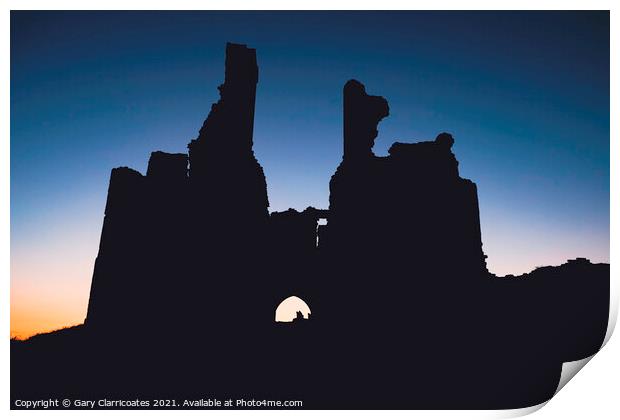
left=2, top=2, right=617, bottom=419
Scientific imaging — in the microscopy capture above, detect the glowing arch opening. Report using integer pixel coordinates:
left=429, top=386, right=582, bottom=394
left=275, top=296, right=311, bottom=322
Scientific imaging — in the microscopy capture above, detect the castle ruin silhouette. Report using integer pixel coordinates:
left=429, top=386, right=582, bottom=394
left=85, top=43, right=490, bottom=333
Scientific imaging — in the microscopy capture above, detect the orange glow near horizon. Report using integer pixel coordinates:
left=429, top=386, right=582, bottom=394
left=11, top=294, right=87, bottom=340
left=10, top=267, right=92, bottom=340
left=10, top=226, right=97, bottom=340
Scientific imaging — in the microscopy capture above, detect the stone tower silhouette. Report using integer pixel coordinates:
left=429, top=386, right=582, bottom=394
left=85, top=43, right=270, bottom=334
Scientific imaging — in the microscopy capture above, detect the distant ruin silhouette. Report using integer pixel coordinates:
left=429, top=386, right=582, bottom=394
left=11, top=43, right=609, bottom=410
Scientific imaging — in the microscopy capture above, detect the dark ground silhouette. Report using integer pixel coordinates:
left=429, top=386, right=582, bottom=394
left=10, top=43, right=609, bottom=409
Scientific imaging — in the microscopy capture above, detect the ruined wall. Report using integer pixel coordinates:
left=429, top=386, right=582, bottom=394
left=85, top=43, right=271, bottom=335
left=85, top=167, right=148, bottom=329
left=327, top=80, right=487, bottom=277
left=267, top=207, right=329, bottom=313
left=322, top=80, right=489, bottom=333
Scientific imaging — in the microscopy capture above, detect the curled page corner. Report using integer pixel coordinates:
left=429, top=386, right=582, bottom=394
left=492, top=401, right=548, bottom=419
left=554, top=355, right=595, bottom=396
left=488, top=355, right=595, bottom=420
left=551, top=292, right=616, bottom=398
left=501, top=303, right=616, bottom=418
left=487, top=304, right=616, bottom=419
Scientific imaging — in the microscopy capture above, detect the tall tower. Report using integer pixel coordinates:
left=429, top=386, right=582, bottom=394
left=188, top=43, right=268, bottom=224
left=189, top=43, right=260, bottom=176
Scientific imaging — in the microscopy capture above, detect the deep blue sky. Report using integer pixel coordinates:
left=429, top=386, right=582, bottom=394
left=11, top=11, right=609, bottom=287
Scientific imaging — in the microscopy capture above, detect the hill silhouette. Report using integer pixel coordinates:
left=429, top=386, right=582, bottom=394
left=10, top=43, right=609, bottom=410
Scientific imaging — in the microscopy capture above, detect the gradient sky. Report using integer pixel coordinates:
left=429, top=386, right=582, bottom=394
left=10, top=11, right=609, bottom=338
